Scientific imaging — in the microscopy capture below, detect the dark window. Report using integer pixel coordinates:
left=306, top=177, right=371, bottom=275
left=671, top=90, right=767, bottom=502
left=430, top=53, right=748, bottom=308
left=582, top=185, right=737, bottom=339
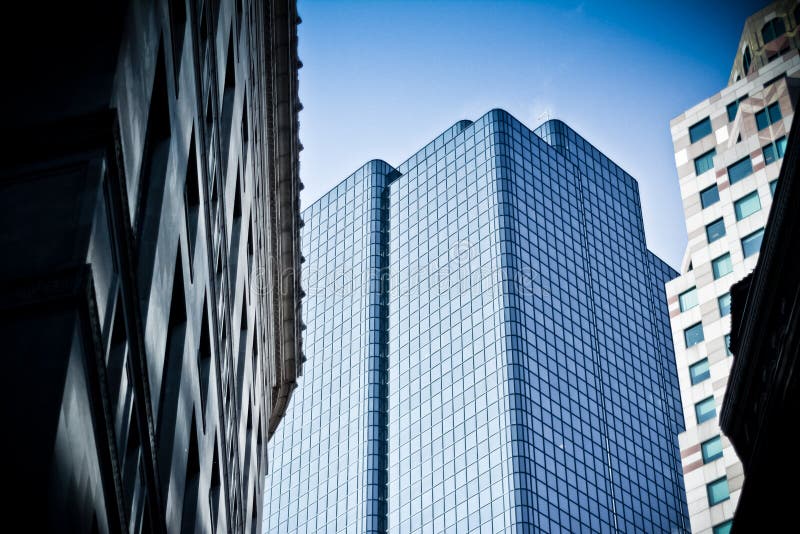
left=694, top=149, right=716, bottom=175
left=756, top=102, right=782, bottom=130
left=706, top=218, right=726, bottom=243
left=700, top=184, right=720, bottom=208
left=137, top=45, right=172, bottom=302
left=763, top=73, right=786, bottom=88
left=713, top=520, right=732, bottom=534
left=107, top=300, right=128, bottom=414
left=762, top=136, right=788, bottom=165
left=184, top=131, right=201, bottom=262
left=727, top=156, right=752, bottom=184
left=689, top=117, right=712, bottom=143
left=181, top=415, right=200, bottom=534
left=198, top=298, right=212, bottom=423
left=726, top=94, right=748, bottom=122
left=210, top=439, right=221, bottom=532
left=761, top=18, right=786, bottom=43
left=157, top=247, right=188, bottom=494
left=718, top=293, right=731, bottom=317
left=229, top=167, right=243, bottom=285
left=198, top=0, right=210, bottom=65
left=220, top=30, right=236, bottom=167
left=685, top=322, right=705, bottom=348
left=170, top=0, right=187, bottom=84
left=742, top=46, right=752, bottom=75
left=242, top=92, right=250, bottom=170
left=770, top=179, right=778, bottom=196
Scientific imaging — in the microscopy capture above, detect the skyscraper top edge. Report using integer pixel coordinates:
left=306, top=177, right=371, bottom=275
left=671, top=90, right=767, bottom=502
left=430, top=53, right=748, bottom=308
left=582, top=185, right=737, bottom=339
left=303, top=108, right=641, bottom=217
left=302, top=158, right=395, bottom=214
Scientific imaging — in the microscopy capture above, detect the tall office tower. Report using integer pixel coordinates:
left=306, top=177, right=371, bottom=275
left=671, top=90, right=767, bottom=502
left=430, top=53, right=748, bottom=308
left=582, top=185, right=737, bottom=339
left=0, top=1, right=303, bottom=532
left=264, top=110, right=689, bottom=533
left=665, top=2, right=800, bottom=532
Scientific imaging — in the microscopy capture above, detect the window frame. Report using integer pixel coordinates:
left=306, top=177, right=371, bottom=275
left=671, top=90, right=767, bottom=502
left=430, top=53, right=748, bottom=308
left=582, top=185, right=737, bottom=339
left=741, top=228, right=765, bottom=258
left=700, top=184, right=720, bottom=208
left=701, top=435, right=724, bottom=463
left=727, top=156, right=753, bottom=184
left=706, top=218, right=726, bottom=243
left=712, top=253, right=733, bottom=279
left=707, top=476, right=731, bottom=506
left=696, top=396, right=717, bottom=424
left=684, top=322, right=705, bottom=348
left=726, top=94, right=748, bottom=122
left=689, top=358, right=711, bottom=385
left=679, top=287, right=698, bottom=312
left=689, top=117, right=712, bottom=143
left=718, top=293, right=731, bottom=317
left=733, top=190, right=761, bottom=221
left=694, top=149, right=717, bottom=176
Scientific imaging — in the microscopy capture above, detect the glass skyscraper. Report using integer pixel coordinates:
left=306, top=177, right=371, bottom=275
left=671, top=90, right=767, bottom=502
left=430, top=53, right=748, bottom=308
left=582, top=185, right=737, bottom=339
left=264, top=110, right=689, bottom=533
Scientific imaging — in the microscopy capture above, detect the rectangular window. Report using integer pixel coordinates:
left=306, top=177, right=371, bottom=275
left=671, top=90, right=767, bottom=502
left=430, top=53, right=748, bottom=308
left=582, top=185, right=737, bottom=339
left=694, top=149, right=716, bottom=175
left=706, top=218, right=726, bottom=243
left=727, top=156, right=753, bottom=184
left=696, top=396, right=717, bottom=424
left=689, top=358, right=710, bottom=385
left=734, top=191, right=761, bottom=220
left=685, top=322, right=705, bottom=348
left=756, top=102, right=782, bottom=130
left=763, top=136, right=787, bottom=165
left=702, top=436, right=724, bottom=463
left=713, top=521, right=733, bottom=534
left=707, top=477, right=730, bottom=505
left=777, top=136, right=787, bottom=157
left=770, top=180, right=778, bottom=196
left=712, top=253, right=733, bottom=279
left=769, top=101, right=782, bottom=123
left=726, top=94, right=748, bottom=122
left=689, top=117, right=712, bottom=143
left=724, top=334, right=732, bottom=356
left=700, top=184, right=720, bottom=208
left=742, top=228, right=765, bottom=258
left=679, top=287, right=698, bottom=312
left=763, top=143, right=778, bottom=165
left=718, top=293, right=731, bottom=317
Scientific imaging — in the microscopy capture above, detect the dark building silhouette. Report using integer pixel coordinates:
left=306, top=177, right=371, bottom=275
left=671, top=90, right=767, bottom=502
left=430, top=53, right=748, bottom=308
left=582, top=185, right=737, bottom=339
left=720, top=81, right=800, bottom=533
left=0, top=1, right=303, bottom=533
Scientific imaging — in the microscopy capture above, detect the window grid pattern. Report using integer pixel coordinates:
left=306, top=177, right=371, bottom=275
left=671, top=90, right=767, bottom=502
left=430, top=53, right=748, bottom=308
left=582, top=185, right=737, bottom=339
left=264, top=112, right=688, bottom=533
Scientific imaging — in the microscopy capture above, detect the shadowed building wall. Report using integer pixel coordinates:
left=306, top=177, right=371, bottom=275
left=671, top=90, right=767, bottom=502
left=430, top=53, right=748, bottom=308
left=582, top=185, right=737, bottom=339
left=0, top=1, right=303, bottom=532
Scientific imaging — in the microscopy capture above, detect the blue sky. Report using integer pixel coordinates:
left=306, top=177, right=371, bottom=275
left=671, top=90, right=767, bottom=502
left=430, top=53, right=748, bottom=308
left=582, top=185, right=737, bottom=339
left=296, top=0, right=765, bottom=268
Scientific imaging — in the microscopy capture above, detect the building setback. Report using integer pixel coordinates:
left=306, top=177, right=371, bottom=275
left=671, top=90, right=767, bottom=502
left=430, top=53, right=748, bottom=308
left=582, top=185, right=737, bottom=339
left=0, top=1, right=303, bottom=532
left=264, top=110, right=688, bottom=533
left=664, top=2, right=800, bottom=532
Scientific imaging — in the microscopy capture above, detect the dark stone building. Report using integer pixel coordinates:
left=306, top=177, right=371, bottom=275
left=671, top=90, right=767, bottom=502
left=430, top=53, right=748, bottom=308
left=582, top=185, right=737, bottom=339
left=720, top=77, right=800, bottom=532
left=0, top=1, right=303, bottom=532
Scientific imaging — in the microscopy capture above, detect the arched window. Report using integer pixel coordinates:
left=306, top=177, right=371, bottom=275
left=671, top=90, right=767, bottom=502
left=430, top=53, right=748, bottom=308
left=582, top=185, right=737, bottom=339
left=762, top=18, right=786, bottom=43
left=742, top=46, right=752, bottom=76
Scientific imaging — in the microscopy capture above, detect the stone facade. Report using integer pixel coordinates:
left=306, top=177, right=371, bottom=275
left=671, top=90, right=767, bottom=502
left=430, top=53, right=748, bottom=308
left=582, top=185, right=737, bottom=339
left=666, top=3, right=800, bottom=532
